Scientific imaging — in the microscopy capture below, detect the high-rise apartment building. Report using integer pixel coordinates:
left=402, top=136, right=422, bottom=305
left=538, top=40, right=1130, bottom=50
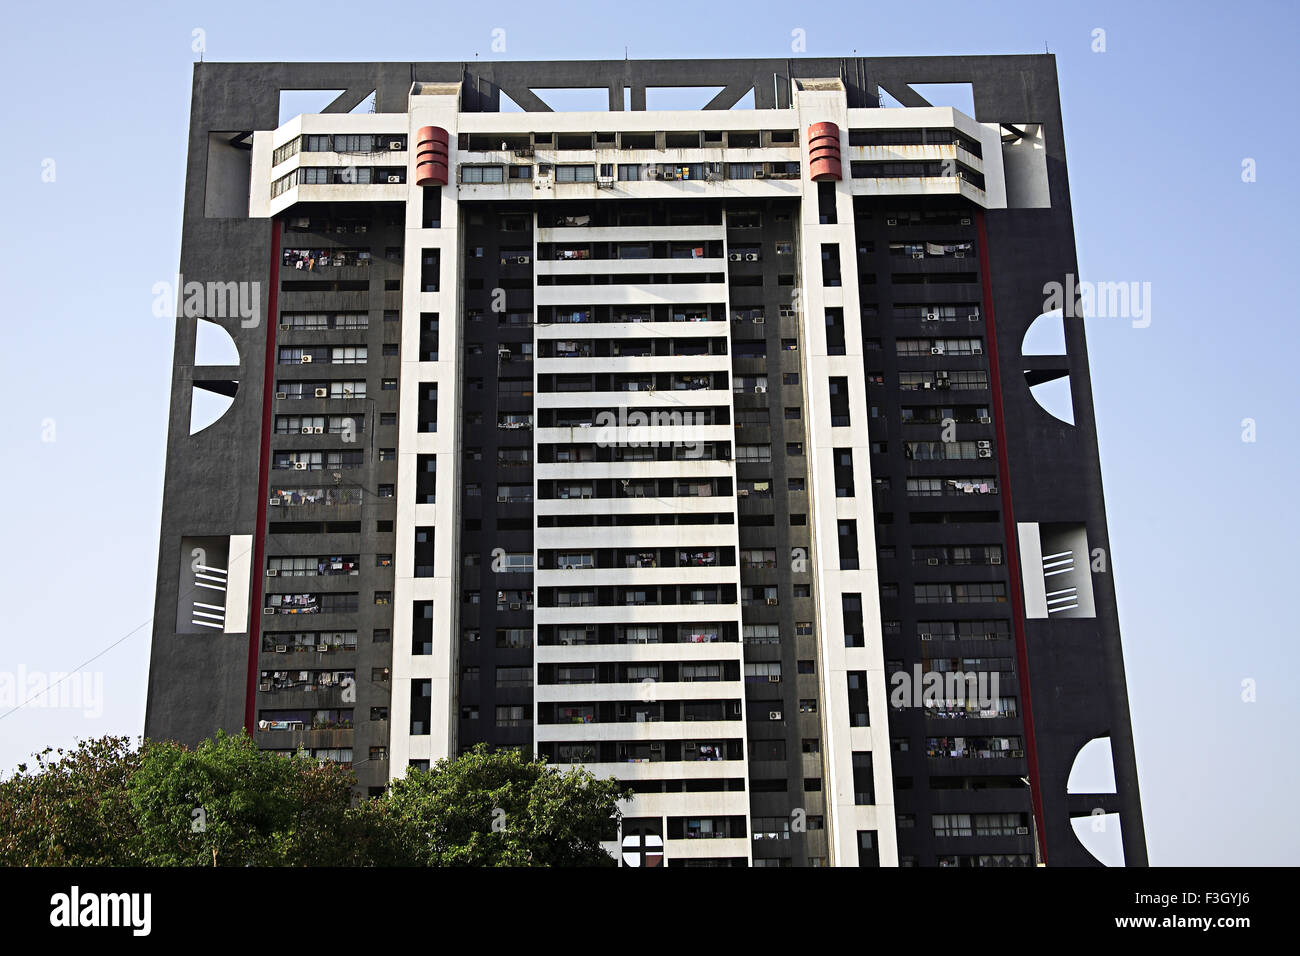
left=145, top=55, right=1146, bottom=867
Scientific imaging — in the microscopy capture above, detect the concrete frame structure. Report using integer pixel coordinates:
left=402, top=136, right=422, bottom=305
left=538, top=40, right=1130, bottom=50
left=145, top=55, right=1146, bottom=867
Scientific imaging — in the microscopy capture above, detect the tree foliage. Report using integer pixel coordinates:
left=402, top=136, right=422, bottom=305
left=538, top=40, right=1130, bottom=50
left=0, top=734, right=626, bottom=867
left=357, top=744, right=630, bottom=866
left=0, top=735, right=140, bottom=866
left=128, top=730, right=358, bottom=866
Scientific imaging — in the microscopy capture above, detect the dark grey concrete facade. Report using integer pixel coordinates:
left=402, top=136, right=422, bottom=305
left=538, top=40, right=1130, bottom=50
left=146, top=53, right=1145, bottom=866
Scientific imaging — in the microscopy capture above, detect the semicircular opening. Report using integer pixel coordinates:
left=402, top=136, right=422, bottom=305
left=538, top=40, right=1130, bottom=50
left=1070, top=812, right=1125, bottom=866
left=1021, top=309, right=1066, bottom=355
left=1028, top=376, right=1075, bottom=425
left=190, top=383, right=236, bottom=435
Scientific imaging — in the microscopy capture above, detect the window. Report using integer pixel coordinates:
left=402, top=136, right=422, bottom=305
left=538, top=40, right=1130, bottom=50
left=932, top=813, right=973, bottom=838
left=272, top=137, right=301, bottom=166
left=556, top=165, right=595, bottom=183
left=744, top=662, right=782, bottom=683
left=496, top=705, right=528, bottom=727
left=461, top=165, right=504, bottom=183
left=821, top=244, right=842, bottom=286
left=496, top=628, right=533, bottom=649
left=410, top=680, right=432, bottom=735
left=332, top=134, right=375, bottom=153
left=496, top=666, right=533, bottom=688
left=852, top=752, right=874, bottom=804
left=847, top=671, right=870, bottom=726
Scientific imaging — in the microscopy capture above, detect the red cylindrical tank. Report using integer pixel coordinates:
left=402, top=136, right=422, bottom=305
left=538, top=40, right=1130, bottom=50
left=414, top=125, right=450, bottom=186
left=807, top=122, right=843, bottom=182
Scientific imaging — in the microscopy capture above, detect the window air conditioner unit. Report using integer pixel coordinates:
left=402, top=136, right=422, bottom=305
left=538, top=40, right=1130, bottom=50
left=1010, top=751, right=1025, bottom=759
left=509, top=602, right=522, bottom=610
left=317, top=644, right=329, bottom=652
left=954, top=251, right=966, bottom=258
left=314, top=388, right=329, bottom=398
left=263, top=607, right=276, bottom=615
left=931, top=346, right=944, bottom=355
left=968, top=313, right=980, bottom=321
left=753, top=315, right=765, bottom=324
left=745, top=253, right=759, bottom=261
left=387, top=140, right=404, bottom=151
left=497, top=495, right=509, bottom=503
left=886, top=218, right=898, bottom=226
left=977, top=441, right=991, bottom=449
left=386, top=175, right=402, bottom=184
left=266, top=568, right=278, bottom=577
left=268, top=497, right=282, bottom=506
left=921, top=382, right=933, bottom=389
left=765, top=597, right=779, bottom=606
left=275, top=644, right=288, bottom=653
left=924, top=313, right=939, bottom=321
left=754, top=385, right=767, bottom=393
left=985, top=632, right=999, bottom=640
left=1015, top=826, right=1030, bottom=835
left=926, top=558, right=939, bottom=566
left=768, top=710, right=782, bottom=720
left=313, top=426, right=324, bottom=434
left=767, top=674, right=781, bottom=683
left=301, top=426, right=313, bottom=434
left=754, top=169, right=767, bottom=178
left=911, top=252, right=924, bottom=260
left=729, top=253, right=742, bottom=261
left=990, top=555, right=1003, bottom=565
left=920, top=633, right=933, bottom=641
left=275, top=391, right=289, bottom=400
left=293, top=461, right=308, bottom=470
left=972, top=345, right=983, bottom=355
left=978, top=416, right=992, bottom=424
left=301, top=354, right=313, bottom=363
left=978, top=449, right=992, bottom=458
left=278, top=323, right=291, bottom=331
left=959, top=217, right=971, bottom=225
left=259, top=681, right=272, bottom=692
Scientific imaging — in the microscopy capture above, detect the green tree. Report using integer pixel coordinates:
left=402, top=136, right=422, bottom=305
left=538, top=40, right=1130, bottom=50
left=0, top=735, right=142, bottom=866
left=359, top=744, right=629, bottom=866
left=3, top=735, right=629, bottom=866
left=129, top=730, right=357, bottom=866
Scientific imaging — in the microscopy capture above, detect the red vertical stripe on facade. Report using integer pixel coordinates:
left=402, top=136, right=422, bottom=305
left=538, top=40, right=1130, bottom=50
left=974, top=210, right=1048, bottom=863
left=244, top=218, right=281, bottom=735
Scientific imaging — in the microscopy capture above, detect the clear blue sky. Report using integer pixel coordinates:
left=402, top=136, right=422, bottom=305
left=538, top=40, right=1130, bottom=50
left=0, top=0, right=1294, bottom=865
